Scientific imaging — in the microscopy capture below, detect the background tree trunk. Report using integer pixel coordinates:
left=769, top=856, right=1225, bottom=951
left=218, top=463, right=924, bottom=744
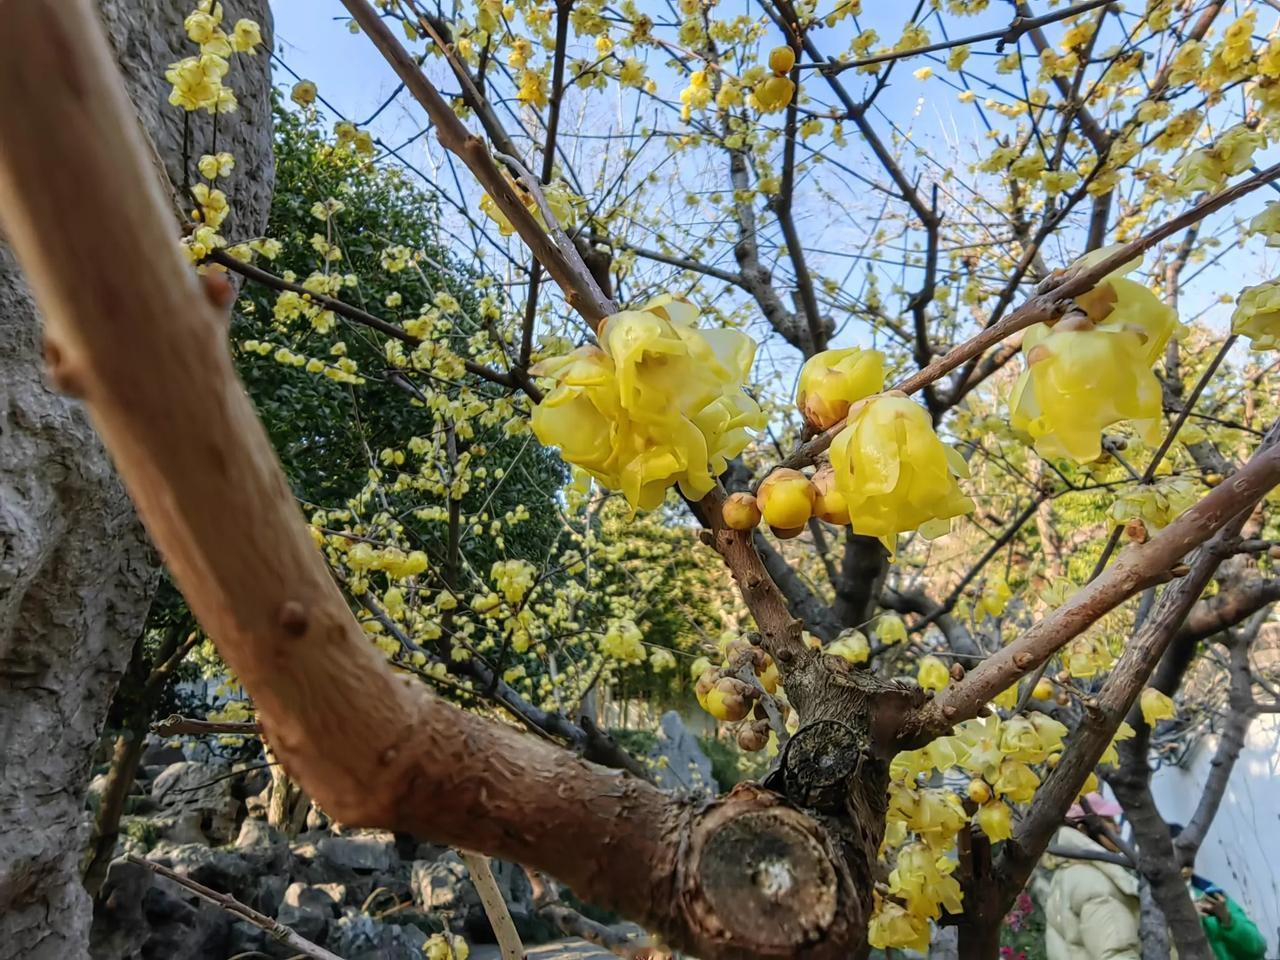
left=0, top=3, right=273, bottom=957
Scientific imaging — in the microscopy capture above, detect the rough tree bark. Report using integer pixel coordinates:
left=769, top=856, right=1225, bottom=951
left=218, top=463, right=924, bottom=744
left=0, top=3, right=272, bottom=957
left=82, top=620, right=196, bottom=898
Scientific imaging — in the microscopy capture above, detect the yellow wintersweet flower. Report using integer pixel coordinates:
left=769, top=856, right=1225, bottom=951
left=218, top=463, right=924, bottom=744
left=795, top=346, right=886, bottom=429
left=876, top=613, right=908, bottom=646
left=916, top=655, right=950, bottom=692
left=291, top=80, right=317, bottom=106
left=197, top=151, right=235, bottom=180
left=165, top=54, right=233, bottom=114
left=531, top=297, right=764, bottom=510
left=230, top=18, right=263, bottom=53
left=976, top=799, right=1014, bottom=842
left=1100, top=720, right=1136, bottom=766
left=976, top=577, right=1011, bottom=619
left=953, top=715, right=1004, bottom=778
left=993, top=759, right=1040, bottom=803
left=1140, top=687, right=1176, bottom=725
left=517, top=69, right=549, bottom=108
left=190, top=183, right=229, bottom=229
left=888, top=843, right=964, bottom=920
left=1248, top=202, right=1280, bottom=247
left=1109, top=477, right=1198, bottom=529
left=826, top=629, right=870, bottom=664
left=1009, top=250, right=1177, bottom=463
left=753, top=74, right=795, bottom=112
left=1232, top=280, right=1280, bottom=351
left=868, top=895, right=931, bottom=952
left=829, top=394, right=975, bottom=552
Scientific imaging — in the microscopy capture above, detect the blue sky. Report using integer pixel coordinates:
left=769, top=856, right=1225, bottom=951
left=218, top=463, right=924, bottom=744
left=265, top=2, right=1280, bottom=389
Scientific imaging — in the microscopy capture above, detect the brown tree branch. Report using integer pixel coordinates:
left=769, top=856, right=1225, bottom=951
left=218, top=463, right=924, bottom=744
left=775, top=160, right=1280, bottom=472
left=339, top=0, right=616, bottom=326
left=126, top=855, right=345, bottom=960
left=0, top=6, right=884, bottom=956
left=151, top=716, right=263, bottom=737
left=916, top=430, right=1280, bottom=737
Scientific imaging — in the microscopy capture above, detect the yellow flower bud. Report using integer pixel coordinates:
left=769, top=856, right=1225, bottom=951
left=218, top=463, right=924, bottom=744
left=967, top=778, right=992, bottom=805
left=796, top=346, right=886, bottom=429
left=1032, top=677, right=1054, bottom=700
left=704, top=676, right=752, bottom=721
left=754, top=74, right=795, bottom=112
left=768, top=45, right=796, bottom=75
left=722, top=491, right=762, bottom=530
left=757, top=468, right=816, bottom=530
left=917, top=655, right=949, bottom=692
left=811, top=465, right=850, bottom=525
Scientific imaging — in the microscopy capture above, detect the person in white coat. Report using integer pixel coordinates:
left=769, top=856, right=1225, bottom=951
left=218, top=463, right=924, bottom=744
left=1043, top=795, right=1141, bottom=960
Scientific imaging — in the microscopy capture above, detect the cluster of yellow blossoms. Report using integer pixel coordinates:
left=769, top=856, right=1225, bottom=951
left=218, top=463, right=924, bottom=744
left=1010, top=248, right=1179, bottom=463
left=871, top=709, right=1079, bottom=950
left=753, top=46, right=797, bottom=112
left=718, top=346, right=973, bottom=551
left=165, top=2, right=262, bottom=114
left=530, top=297, right=765, bottom=510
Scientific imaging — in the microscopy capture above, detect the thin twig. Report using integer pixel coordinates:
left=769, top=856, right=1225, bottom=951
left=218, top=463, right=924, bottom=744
left=126, top=855, right=345, bottom=960
left=811, top=0, right=1113, bottom=74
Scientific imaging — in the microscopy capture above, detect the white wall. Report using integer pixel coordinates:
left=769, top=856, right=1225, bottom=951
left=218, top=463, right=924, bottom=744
left=1150, top=712, right=1280, bottom=955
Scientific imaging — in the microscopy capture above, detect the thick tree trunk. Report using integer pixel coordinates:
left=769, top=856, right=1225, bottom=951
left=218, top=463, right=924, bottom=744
left=81, top=726, right=148, bottom=900
left=0, top=3, right=272, bottom=957
left=1108, top=773, right=1213, bottom=960
left=1138, top=876, right=1172, bottom=960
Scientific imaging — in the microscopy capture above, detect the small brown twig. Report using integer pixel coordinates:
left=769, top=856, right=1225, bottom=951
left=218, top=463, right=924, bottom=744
left=151, top=715, right=263, bottom=737
left=340, top=0, right=616, bottom=327
left=774, top=160, right=1280, bottom=474
left=126, top=855, right=344, bottom=960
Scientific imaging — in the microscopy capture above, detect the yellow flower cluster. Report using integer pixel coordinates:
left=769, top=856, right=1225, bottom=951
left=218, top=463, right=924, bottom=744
left=692, top=634, right=780, bottom=750
left=480, top=175, right=579, bottom=237
left=752, top=46, right=796, bottom=112
left=871, top=709, right=1075, bottom=948
left=1171, top=124, right=1265, bottom=197
left=600, top=618, right=646, bottom=664
left=1009, top=249, right=1178, bottom=463
left=829, top=394, right=975, bottom=552
left=491, top=559, right=537, bottom=604
left=424, top=932, right=470, bottom=960
left=1232, top=280, right=1280, bottom=351
left=531, top=297, right=764, bottom=510
left=166, top=3, right=262, bottom=114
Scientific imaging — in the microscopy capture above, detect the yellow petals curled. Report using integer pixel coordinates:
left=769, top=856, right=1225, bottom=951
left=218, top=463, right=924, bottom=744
left=795, top=346, right=886, bottom=429
left=531, top=297, right=764, bottom=511
left=829, top=394, right=974, bottom=552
